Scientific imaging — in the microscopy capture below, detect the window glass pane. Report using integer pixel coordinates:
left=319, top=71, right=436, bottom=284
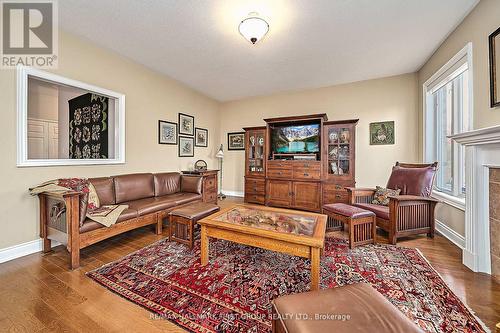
left=434, top=86, right=453, bottom=193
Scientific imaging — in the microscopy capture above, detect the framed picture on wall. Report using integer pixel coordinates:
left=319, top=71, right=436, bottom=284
left=489, top=26, right=500, bottom=108
left=195, top=127, right=208, bottom=147
left=369, top=121, right=395, bottom=145
left=227, top=132, right=245, bottom=150
left=178, top=113, right=194, bottom=136
left=178, top=136, right=194, bottom=157
left=158, top=120, right=177, bottom=145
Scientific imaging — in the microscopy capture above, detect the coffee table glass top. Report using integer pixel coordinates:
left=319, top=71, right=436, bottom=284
left=213, top=206, right=318, bottom=236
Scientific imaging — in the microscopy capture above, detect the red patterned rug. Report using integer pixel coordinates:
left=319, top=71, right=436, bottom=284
left=87, top=236, right=487, bottom=333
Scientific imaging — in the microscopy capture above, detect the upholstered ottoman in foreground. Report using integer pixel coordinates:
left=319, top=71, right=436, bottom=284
left=323, top=203, right=376, bottom=248
left=271, top=282, right=423, bottom=333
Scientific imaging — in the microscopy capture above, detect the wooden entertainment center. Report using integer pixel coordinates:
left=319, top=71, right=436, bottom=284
left=243, top=114, right=358, bottom=212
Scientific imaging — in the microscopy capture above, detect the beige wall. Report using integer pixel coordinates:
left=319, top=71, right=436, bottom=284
left=0, top=30, right=220, bottom=249
left=417, top=0, right=500, bottom=237
left=219, top=73, right=420, bottom=194
left=418, top=0, right=500, bottom=131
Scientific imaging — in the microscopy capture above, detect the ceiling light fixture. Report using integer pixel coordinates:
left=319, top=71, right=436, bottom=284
left=238, top=12, right=269, bottom=45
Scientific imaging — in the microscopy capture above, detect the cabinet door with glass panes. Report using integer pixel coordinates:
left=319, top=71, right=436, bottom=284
left=323, top=123, right=356, bottom=181
left=245, top=128, right=266, bottom=177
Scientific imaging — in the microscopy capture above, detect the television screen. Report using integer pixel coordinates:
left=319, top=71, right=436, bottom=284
left=271, top=123, right=320, bottom=154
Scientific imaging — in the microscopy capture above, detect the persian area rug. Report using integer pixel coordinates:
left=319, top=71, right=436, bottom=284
left=87, top=237, right=487, bottom=333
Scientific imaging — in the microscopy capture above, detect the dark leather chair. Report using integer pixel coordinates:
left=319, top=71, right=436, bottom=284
left=347, top=162, right=439, bottom=244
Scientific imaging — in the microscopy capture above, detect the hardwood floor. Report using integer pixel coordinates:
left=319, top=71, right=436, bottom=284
left=0, top=197, right=498, bottom=332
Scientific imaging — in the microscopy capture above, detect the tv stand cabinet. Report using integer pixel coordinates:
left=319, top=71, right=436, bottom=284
left=243, top=115, right=358, bottom=213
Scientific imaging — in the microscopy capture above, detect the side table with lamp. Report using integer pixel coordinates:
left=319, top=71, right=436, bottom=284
left=181, top=159, right=219, bottom=204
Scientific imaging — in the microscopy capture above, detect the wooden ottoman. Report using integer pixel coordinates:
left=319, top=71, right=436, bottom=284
left=169, top=202, right=220, bottom=249
left=323, top=203, right=376, bottom=248
left=272, top=282, right=423, bottom=333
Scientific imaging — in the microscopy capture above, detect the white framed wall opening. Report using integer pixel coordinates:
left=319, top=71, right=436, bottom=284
left=423, top=43, right=473, bottom=210
left=17, top=66, right=126, bottom=167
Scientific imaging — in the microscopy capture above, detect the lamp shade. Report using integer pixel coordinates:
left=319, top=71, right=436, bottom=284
left=215, top=144, right=224, bottom=159
left=238, top=13, right=269, bottom=44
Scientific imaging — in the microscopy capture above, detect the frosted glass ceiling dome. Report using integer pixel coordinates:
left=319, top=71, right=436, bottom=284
left=238, top=12, right=269, bottom=45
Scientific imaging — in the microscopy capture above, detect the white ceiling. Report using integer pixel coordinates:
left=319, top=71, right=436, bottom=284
left=59, top=0, right=479, bottom=101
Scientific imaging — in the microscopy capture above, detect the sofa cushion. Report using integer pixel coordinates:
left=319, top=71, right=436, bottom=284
left=163, top=192, right=202, bottom=205
left=386, top=165, right=437, bottom=197
left=114, top=173, right=155, bottom=203
left=124, top=196, right=178, bottom=216
left=181, top=175, right=202, bottom=194
left=154, top=172, right=181, bottom=196
left=354, top=203, right=390, bottom=220
left=79, top=208, right=138, bottom=233
left=89, top=177, right=115, bottom=205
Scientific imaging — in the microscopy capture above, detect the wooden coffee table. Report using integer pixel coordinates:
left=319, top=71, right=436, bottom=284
left=198, top=204, right=327, bottom=290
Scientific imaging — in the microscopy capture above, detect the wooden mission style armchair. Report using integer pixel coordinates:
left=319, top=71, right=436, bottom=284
left=347, top=162, right=439, bottom=244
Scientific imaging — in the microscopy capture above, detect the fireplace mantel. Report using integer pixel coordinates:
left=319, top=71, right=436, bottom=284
left=450, top=125, right=500, bottom=273
left=451, top=125, right=500, bottom=145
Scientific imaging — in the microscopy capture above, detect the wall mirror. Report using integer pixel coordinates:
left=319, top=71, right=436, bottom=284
left=490, top=27, right=500, bottom=108
left=17, top=66, right=125, bottom=166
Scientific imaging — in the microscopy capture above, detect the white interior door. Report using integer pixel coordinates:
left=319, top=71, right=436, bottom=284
left=48, top=122, right=58, bottom=158
left=28, top=118, right=58, bottom=159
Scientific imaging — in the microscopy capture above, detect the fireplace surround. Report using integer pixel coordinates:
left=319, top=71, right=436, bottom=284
left=451, top=125, right=500, bottom=277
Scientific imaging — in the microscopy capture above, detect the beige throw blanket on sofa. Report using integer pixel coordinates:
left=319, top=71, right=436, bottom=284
left=29, top=179, right=128, bottom=227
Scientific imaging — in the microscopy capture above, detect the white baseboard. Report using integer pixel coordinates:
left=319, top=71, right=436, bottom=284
left=435, top=219, right=465, bottom=250
left=221, top=190, right=244, bottom=197
left=0, top=239, right=60, bottom=264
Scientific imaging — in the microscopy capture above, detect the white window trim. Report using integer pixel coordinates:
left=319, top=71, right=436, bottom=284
left=17, top=66, right=126, bottom=167
left=422, top=43, right=473, bottom=210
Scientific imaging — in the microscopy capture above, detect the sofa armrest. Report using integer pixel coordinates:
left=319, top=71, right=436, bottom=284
left=181, top=175, right=203, bottom=194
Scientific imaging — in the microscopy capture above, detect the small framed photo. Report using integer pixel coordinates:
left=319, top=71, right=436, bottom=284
left=227, top=132, right=245, bottom=150
left=195, top=127, right=208, bottom=147
left=370, top=121, right=395, bottom=145
left=158, top=120, right=177, bottom=145
left=178, top=113, right=194, bottom=136
left=178, top=136, right=194, bottom=157
left=489, top=26, right=500, bottom=107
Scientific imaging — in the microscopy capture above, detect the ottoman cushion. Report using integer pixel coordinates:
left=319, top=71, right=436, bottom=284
left=169, top=202, right=219, bottom=222
left=323, top=203, right=375, bottom=219
left=272, top=282, right=422, bottom=333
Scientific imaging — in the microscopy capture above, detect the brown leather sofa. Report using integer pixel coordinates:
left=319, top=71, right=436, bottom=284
left=38, top=172, right=204, bottom=269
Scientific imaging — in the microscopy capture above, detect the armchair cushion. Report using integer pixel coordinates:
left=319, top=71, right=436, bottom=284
left=354, top=203, right=390, bottom=220
left=386, top=164, right=437, bottom=197
left=372, top=186, right=401, bottom=206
